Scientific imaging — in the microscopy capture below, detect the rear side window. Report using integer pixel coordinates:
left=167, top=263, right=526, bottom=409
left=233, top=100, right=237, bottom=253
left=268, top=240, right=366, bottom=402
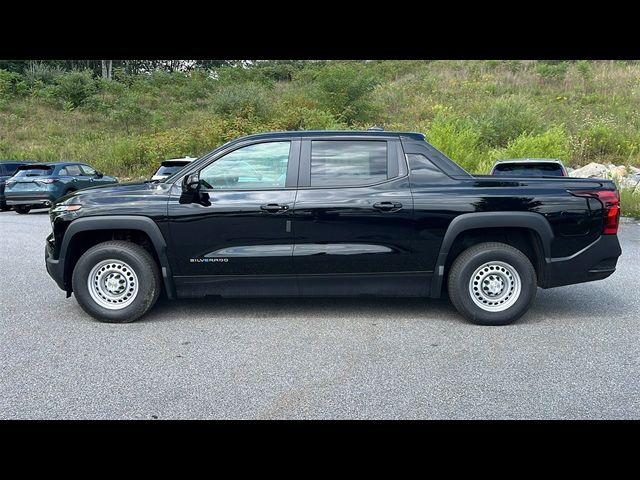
left=310, top=140, right=387, bottom=186
left=493, top=163, right=564, bottom=176
left=407, top=153, right=450, bottom=183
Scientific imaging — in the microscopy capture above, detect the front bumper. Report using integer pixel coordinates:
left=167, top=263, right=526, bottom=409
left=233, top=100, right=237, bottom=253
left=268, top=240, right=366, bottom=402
left=45, top=234, right=66, bottom=291
left=542, top=235, right=622, bottom=288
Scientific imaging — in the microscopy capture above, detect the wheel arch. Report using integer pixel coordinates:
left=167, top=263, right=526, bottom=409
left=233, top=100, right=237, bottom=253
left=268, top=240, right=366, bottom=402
left=60, top=215, right=176, bottom=299
left=430, top=212, right=554, bottom=297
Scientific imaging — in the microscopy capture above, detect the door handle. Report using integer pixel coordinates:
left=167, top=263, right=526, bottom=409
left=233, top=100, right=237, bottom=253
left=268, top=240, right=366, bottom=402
left=373, top=201, right=402, bottom=212
left=260, top=203, right=289, bottom=213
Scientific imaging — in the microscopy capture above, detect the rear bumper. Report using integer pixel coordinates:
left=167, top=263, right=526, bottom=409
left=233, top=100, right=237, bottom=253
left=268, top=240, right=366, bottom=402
left=542, top=235, right=622, bottom=288
left=6, top=192, right=57, bottom=207
left=45, top=234, right=66, bottom=291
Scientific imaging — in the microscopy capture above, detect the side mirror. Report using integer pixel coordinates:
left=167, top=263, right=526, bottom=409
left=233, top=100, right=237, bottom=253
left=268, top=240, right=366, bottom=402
left=182, top=172, right=200, bottom=192
left=94, top=171, right=104, bottom=179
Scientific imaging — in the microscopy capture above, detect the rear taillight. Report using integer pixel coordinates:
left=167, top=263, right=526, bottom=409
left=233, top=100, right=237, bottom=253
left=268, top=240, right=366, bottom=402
left=571, top=189, right=620, bottom=235
left=36, top=178, right=60, bottom=184
left=5, top=180, right=15, bottom=186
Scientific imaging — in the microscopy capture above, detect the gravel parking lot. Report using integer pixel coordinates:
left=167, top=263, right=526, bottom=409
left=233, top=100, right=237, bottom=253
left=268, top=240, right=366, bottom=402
left=1, top=209, right=639, bottom=419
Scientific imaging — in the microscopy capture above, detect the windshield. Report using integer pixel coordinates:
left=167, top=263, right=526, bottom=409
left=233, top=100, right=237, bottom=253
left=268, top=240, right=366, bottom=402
left=14, top=167, right=54, bottom=177
left=493, top=163, right=564, bottom=177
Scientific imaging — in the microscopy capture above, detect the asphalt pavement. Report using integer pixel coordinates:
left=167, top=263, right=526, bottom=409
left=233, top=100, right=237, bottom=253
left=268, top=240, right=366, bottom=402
left=1, top=209, right=639, bottom=419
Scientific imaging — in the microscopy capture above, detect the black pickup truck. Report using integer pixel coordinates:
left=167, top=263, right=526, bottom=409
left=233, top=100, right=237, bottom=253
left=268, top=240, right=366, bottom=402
left=45, top=130, right=622, bottom=325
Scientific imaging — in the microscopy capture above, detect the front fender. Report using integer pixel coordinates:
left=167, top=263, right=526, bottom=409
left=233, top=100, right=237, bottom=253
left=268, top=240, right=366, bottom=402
left=59, top=215, right=176, bottom=299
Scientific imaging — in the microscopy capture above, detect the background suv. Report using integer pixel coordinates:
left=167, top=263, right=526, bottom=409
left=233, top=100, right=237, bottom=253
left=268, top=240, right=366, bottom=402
left=151, top=157, right=196, bottom=181
left=5, top=162, right=117, bottom=214
left=0, top=160, right=33, bottom=211
left=490, top=159, right=568, bottom=177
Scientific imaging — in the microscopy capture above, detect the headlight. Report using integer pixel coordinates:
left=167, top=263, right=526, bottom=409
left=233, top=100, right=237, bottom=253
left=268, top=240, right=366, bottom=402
left=51, top=204, right=82, bottom=213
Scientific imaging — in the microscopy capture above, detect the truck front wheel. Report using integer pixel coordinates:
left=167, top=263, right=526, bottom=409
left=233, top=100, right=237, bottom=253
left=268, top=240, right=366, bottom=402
left=71, top=240, right=161, bottom=323
left=447, top=242, right=537, bottom=326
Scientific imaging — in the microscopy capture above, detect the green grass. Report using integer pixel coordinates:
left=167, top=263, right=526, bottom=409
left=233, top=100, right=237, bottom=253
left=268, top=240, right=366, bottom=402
left=621, top=189, right=640, bottom=218
left=1, top=60, right=639, bottom=214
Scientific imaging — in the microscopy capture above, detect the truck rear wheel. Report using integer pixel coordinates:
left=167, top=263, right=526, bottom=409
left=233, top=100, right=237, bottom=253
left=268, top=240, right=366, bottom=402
left=447, top=242, right=537, bottom=326
left=71, top=240, right=161, bottom=323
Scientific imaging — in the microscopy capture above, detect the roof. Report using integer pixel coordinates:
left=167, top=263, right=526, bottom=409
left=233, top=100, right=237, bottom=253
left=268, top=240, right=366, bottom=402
left=224, top=130, right=426, bottom=145
left=494, top=158, right=563, bottom=164
left=16, top=161, right=84, bottom=168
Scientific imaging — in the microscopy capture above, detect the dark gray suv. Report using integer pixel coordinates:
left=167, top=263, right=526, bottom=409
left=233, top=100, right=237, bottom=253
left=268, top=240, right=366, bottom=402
left=0, top=161, right=33, bottom=211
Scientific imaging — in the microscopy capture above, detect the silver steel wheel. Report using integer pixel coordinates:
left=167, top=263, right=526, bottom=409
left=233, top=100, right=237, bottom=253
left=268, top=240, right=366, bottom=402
left=87, top=259, right=139, bottom=310
left=468, top=261, right=521, bottom=312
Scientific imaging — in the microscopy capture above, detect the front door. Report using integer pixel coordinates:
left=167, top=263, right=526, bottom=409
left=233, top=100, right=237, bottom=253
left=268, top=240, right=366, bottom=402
left=167, top=139, right=300, bottom=297
left=292, top=138, right=422, bottom=296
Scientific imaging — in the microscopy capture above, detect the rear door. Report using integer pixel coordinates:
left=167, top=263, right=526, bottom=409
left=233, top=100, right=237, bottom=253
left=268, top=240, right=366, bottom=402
left=292, top=137, right=420, bottom=296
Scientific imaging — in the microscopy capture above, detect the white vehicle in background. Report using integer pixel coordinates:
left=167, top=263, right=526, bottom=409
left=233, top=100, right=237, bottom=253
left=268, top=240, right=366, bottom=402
left=151, top=157, right=196, bottom=181
left=490, top=158, right=568, bottom=177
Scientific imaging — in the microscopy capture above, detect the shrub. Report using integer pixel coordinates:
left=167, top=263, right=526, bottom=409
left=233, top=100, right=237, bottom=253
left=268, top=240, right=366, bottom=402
left=474, top=95, right=543, bottom=147
left=535, top=61, right=568, bottom=79
left=620, top=188, right=640, bottom=218
left=24, top=62, right=64, bottom=86
left=575, top=60, right=592, bottom=82
left=571, top=120, right=637, bottom=163
left=109, top=98, right=153, bottom=134
left=489, top=125, right=570, bottom=165
left=50, top=70, right=97, bottom=108
left=0, top=69, right=23, bottom=98
left=304, top=62, right=379, bottom=125
left=272, top=104, right=344, bottom=130
left=210, top=82, right=271, bottom=119
left=425, top=115, right=483, bottom=172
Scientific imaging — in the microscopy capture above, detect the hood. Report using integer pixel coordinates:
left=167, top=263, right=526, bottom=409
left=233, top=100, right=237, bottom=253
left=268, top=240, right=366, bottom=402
left=54, top=181, right=175, bottom=216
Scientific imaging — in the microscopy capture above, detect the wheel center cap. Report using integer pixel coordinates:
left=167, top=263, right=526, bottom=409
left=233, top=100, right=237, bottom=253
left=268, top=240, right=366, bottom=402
left=106, top=277, right=122, bottom=293
left=486, top=278, right=503, bottom=295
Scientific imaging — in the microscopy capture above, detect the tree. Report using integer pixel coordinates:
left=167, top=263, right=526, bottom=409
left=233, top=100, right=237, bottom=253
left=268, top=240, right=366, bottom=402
left=101, top=60, right=113, bottom=79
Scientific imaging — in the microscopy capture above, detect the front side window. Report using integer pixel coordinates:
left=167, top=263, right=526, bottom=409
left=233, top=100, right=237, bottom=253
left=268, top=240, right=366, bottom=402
left=310, top=140, right=387, bottom=187
left=200, top=141, right=290, bottom=190
left=63, top=165, right=83, bottom=176
left=81, top=165, right=96, bottom=176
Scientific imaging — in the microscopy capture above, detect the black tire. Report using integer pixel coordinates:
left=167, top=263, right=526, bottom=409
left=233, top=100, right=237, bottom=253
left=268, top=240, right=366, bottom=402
left=14, top=205, right=31, bottom=214
left=0, top=203, right=10, bottom=211
left=447, top=242, right=537, bottom=326
left=71, top=240, right=161, bottom=323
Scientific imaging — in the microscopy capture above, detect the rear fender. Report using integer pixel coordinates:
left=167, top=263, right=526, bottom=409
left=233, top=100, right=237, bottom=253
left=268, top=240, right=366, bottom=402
left=429, top=211, right=554, bottom=297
